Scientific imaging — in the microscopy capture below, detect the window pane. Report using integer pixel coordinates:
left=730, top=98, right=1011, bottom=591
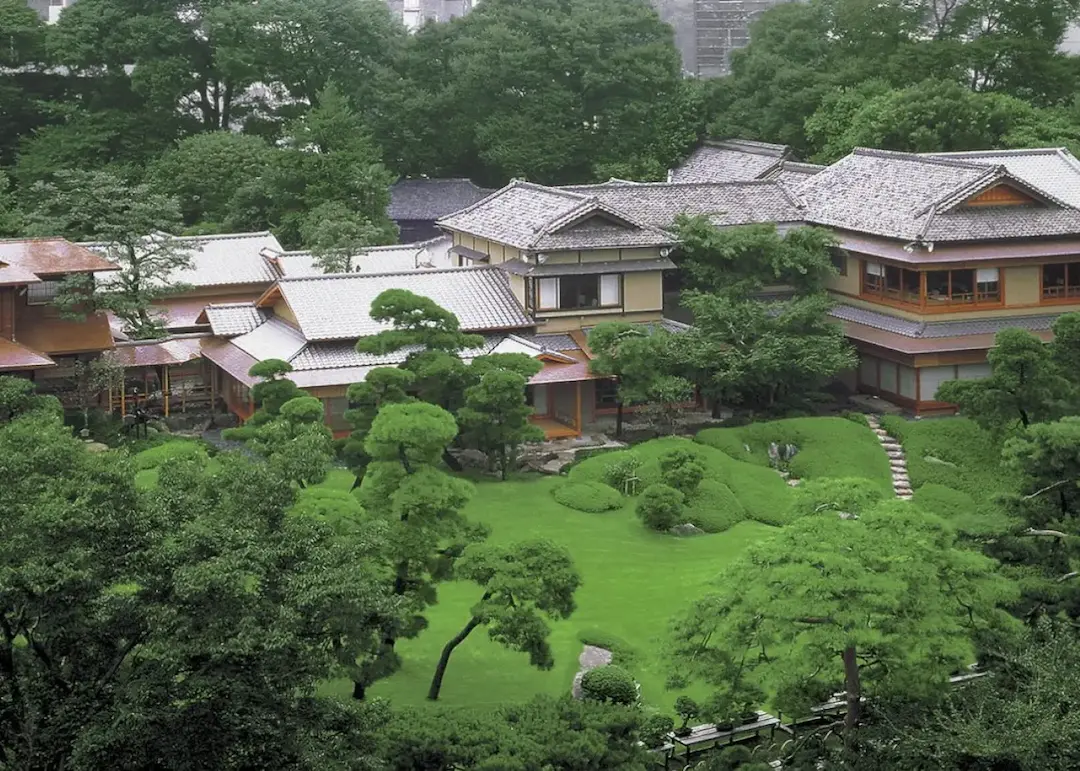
left=559, top=275, right=599, bottom=309
left=950, top=269, right=974, bottom=303
left=26, top=280, right=60, bottom=305
left=902, top=269, right=920, bottom=303
left=864, top=262, right=883, bottom=293
left=885, top=265, right=901, bottom=294
left=1068, top=262, right=1080, bottom=292
left=926, top=271, right=950, bottom=303
left=858, top=355, right=878, bottom=388
left=538, top=278, right=558, bottom=309
left=920, top=366, right=956, bottom=400
left=599, top=274, right=620, bottom=306
left=1044, top=263, right=1067, bottom=298
left=830, top=250, right=847, bottom=276
left=898, top=365, right=917, bottom=399
left=879, top=360, right=898, bottom=394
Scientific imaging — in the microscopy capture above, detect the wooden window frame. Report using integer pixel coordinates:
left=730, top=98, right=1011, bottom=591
left=535, top=274, right=623, bottom=313
left=859, top=260, right=1005, bottom=313
left=1040, top=261, right=1080, bottom=304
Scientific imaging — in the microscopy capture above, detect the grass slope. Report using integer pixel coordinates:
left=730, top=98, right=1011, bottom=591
left=881, top=416, right=1020, bottom=536
left=696, top=416, right=893, bottom=493
left=568, top=436, right=795, bottom=528
left=358, top=475, right=774, bottom=711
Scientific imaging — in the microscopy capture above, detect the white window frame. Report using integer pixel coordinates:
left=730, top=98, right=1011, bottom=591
left=535, top=274, right=622, bottom=312
left=600, top=274, right=620, bottom=307
left=538, top=278, right=559, bottom=310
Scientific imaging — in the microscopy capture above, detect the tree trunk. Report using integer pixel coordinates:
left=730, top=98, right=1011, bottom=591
left=615, top=401, right=623, bottom=437
left=842, top=645, right=861, bottom=736
left=443, top=449, right=463, bottom=472
left=427, top=615, right=483, bottom=700
left=352, top=680, right=366, bottom=700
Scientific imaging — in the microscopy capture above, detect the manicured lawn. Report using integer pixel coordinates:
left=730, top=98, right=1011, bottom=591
left=881, top=416, right=1020, bottom=536
left=696, top=416, right=894, bottom=493
left=350, top=474, right=775, bottom=711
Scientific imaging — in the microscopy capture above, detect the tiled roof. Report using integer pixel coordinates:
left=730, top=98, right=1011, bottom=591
left=668, top=140, right=791, bottom=184
left=389, top=178, right=494, bottom=221
left=520, top=332, right=580, bottom=352
left=152, top=292, right=263, bottom=331
left=270, top=235, right=455, bottom=278
left=567, top=181, right=805, bottom=229
left=88, top=232, right=282, bottom=289
left=927, top=148, right=1080, bottom=208
left=796, top=148, right=1080, bottom=241
left=231, top=317, right=307, bottom=363
left=765, top=161, right=825, bottom=187
left=203, top=303, right=270, bottom=337
left=437, top=181, right=676, bottom=251
left=0, top=238, right=118, bottom=282
left=0, top=338, right=53, bottom=371
left=272, top=266, right=534, bottom=341
left=831, top=304, right=1062, bottom=339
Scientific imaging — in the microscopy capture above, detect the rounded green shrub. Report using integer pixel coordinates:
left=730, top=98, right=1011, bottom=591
left=552, top=481, right=624, bottom=513
left=684, top=479, right=747, bottom=533
left=639, top=713, right=674, bottom=747
left=580, top=665, right=637, bottom=705
left=659, top=448, right=706, bottom=495
left=133, top=439, right=208, bottom=471
left=636, top=483, right=685, bottom=531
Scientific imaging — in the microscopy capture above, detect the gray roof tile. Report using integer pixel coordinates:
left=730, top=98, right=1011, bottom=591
left=203, top=302, right=269, bottom=337
left=831, top=304, right=1061, bottom=339
left=438, top=181, right=676, bottom=251
left=927, top=148, right=1080, bottom=208
left=87, top=231, right=283, bottom=288
left=388, top=178, right=494, bottom=221
left=274, top=266, right=534, bottom=342
left=563, top=181, right=805, bottom=228
left=669, top=140, right=791, bottom=183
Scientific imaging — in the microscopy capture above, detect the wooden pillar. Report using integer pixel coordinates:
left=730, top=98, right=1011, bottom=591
left=108, top=385, right=114, bottom=414
left=575, top=380, right=582, bottom=435
left=120, top=385, right=126, bottom=417
left=163, top=365, right=170, bottom=417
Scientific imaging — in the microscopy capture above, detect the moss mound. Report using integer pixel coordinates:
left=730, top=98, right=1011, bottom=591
left=133, top=439, right=209, bottom=471
left=553, top=481, right=624, bottom=513
left=569, top=437, right=792, bottom=530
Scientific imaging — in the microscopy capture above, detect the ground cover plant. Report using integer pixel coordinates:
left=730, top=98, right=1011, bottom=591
left=695, top=416, right=893, bottom=492
left=881, top=416, right=1020, bottom=537
left=567, top=436, right=794, bottom=530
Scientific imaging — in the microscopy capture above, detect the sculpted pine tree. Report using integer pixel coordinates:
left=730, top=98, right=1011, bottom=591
left=427, top=540, right=580, bottom=700
left=672, top=503, right=1016, bottom=736
left=353, top=402, right=483, bottom=699
left=457, top=365, right=544, bottom=479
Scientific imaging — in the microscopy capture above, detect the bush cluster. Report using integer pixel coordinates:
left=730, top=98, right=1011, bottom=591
left=636, top=484, right=685, bottom=531
left=132, top=439, right=210, bottom=471
left=552, top=481, right=624, bottom=513
left=580, top=665, right=637, bottom=705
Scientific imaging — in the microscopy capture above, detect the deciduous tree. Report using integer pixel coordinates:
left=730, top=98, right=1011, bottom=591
left=427, top=540, right=580, bottom=700
left=26, top=170, right=195, bottom=339
left=0, top=412, right=398, bottom=769
left=671, top=502, right=1015, bottom=736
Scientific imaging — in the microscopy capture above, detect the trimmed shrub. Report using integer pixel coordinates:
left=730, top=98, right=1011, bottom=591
left=601, top=452, right=644, bottom=494
left=914, top=482, right=1014, bottom=537
left=639, top=713, right=675, bottom=748
left=292, top=487, right=364, bottom=525
left=580, top=665, right=637, bottom=705
left=685, top=479, right=747, bottom=533
left=658, top=448, right=705, bottom=495
left=637, top=484, right=685, bottom=531
left=553, top=481, right=623, bottom=513
left=792, top=477, right=885, bottom=519
left=133, top=439, right=208, bottom=471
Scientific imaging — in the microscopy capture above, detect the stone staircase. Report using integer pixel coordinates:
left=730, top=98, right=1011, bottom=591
left=865, top=415, right=913, bottom=500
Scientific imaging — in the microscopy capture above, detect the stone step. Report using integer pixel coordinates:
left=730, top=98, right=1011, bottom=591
left=872, top=428, right=888, bottom=436
left=889, top=459, right=907, bottom=467
left=887, top=452, right=905, bottom=460
left=895, top=485, right=913, bottom=493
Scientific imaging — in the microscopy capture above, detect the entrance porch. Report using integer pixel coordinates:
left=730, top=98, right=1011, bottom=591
left=527, top=377, right=600, bottom=439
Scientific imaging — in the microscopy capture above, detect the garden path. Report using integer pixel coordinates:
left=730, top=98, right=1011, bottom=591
left=865, top=415, right=913, bottom=500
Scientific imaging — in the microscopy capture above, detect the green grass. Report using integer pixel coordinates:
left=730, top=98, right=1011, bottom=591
left=342, top=474, right=775, bottom=712
left=880, top=416, right=1020, bottom=535
left=696, top=416, right=894, bottom=493
left=568, top=436, right=795, bottom=529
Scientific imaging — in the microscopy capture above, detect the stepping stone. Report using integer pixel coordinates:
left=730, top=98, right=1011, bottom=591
left=889, top=459, right=906, bottom=466
left=887, top=452, right=904, bottom=460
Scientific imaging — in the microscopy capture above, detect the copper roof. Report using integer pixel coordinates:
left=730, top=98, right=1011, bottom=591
left=838, top=231, right=1080, bottom=266
left=200, top=338, right=260, bottom=387
left=0, top=338, right=54, bottom=371
left=0, top=238, right=119, bottom=277
left=108, top=337, right=204, bottom=368
left=14, top=310, right=114, bottom=355
left=152, top=291, right=264, bottom=330
left=841, top=319, right=1054, bottom=354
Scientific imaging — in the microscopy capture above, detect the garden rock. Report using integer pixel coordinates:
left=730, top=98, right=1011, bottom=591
left=454, top=449, right=490, bottom=469
left=669, top=523, right=705, bottom=536
left=924, top=455, right=958, bottom=468
left=84, top=442, right=110, bottom=453
left=571, top=645, right=614, bottom=699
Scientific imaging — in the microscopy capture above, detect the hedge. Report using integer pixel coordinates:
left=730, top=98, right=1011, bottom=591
left=132, top=438, right=210, bottom=471
left=552, top=481, right=624, bottom=513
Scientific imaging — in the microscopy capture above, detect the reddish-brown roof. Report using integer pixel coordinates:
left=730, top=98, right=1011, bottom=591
left=528, top=351, right=605, bottom=385
left=838, top=231, right=1080, bottom=266
left=108, top=337, right=204, bottom=368
left=0, top=262, right=43, bottom=287
left=0, top=238, right=119, bottom=277
left=14, top=310, right=114, bottom=355
left=152, top=292, right=264, bottom=330
left=200, top=339, right=259, bottom=387
left=0, top=338, right=54, bottom=371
